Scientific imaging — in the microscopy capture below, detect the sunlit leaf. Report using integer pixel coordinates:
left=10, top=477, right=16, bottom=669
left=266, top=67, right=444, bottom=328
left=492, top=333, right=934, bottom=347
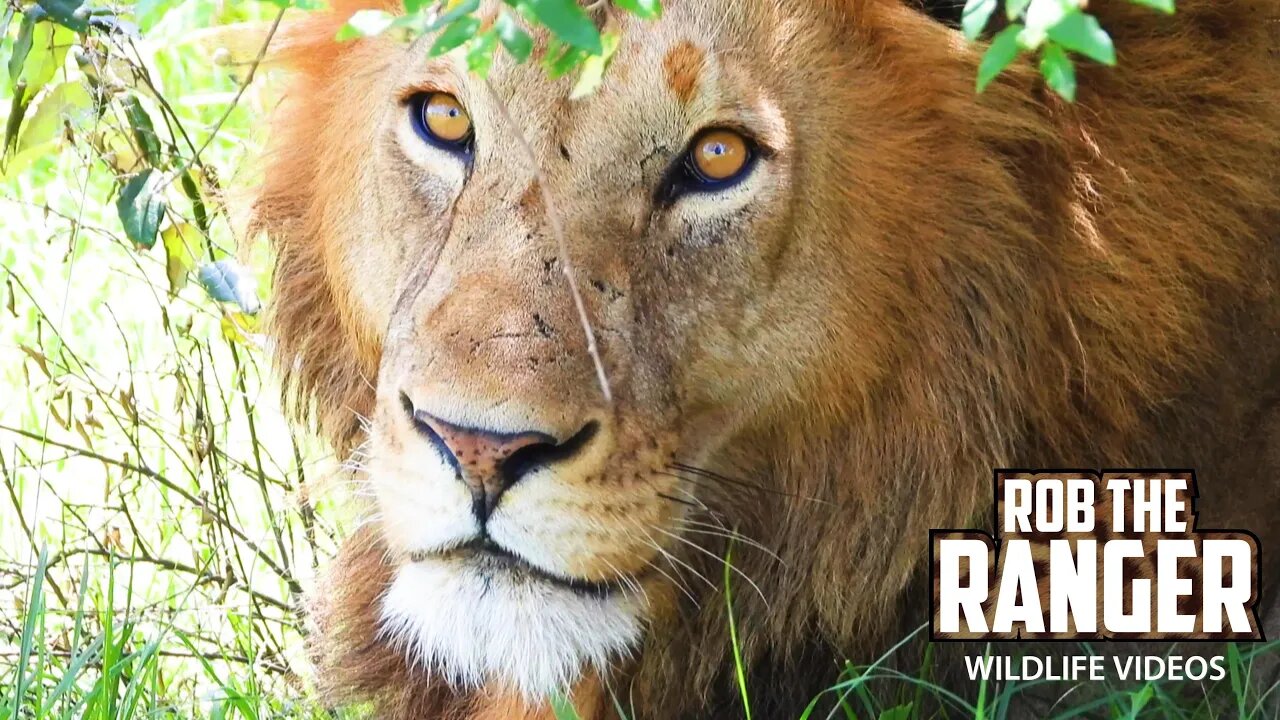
left=466, top=28, right=499, bottom=76
left=976, top=23, right=1023, bottom=93
left=524, top=0, right=602, bottom=54
left=1039, top=42, right=1076, bottom=101
left=335, top=9, right=394, bottom=40
left=1019, top=0, right=1072, bottom=49
left=961, top=0, right=997, bottom=41
left=15, top=20, right=75, bottom=103
left=16, top=81, right=92, bottom=154
left=570, top=30, right=620, bottom=99
left=1046, top=11, right=1116, bottom=65
left=162, top=223, right=205, bottom=296
left=220, top=312, right=261, bottom=346
left=429, top=14, right=481, bottom=56
left=541, top=37, right=587, bottom=79
left=90, top=127, right=142, bottom=174
left=495, top=10, right=532, bottom=63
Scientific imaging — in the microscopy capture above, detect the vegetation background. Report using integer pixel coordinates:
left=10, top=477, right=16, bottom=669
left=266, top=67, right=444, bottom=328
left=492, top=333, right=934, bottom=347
left=0, top=0, right=1276, bottom=718
left=0, top=1, right=350, bottom=717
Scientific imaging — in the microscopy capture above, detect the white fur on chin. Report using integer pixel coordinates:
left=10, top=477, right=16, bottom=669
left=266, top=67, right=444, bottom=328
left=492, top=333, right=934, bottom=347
left=378, top=557, right=645, bottom=701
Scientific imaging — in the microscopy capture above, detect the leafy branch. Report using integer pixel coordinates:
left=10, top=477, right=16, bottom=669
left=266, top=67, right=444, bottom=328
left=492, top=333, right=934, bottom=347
left=965, top=0, right=1175, bottom=101
left=338, top=0, right=659, bottom=97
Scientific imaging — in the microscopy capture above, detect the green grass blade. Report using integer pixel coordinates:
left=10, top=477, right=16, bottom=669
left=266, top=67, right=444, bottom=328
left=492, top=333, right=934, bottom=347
left=10, top=544, right=49, bottom=718
left=724, top=541, right=753, bottom=720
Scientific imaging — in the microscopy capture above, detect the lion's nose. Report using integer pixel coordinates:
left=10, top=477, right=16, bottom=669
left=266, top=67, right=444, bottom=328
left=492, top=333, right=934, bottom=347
left=400, top=393, right=599, bottom=521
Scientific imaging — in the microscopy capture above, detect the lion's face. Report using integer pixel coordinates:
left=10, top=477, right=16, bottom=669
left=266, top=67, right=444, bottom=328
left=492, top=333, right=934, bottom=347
left=307, top=0, right=895, bottom=697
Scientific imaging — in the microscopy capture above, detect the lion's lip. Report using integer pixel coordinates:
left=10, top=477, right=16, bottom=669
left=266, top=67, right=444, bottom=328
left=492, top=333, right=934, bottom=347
left=409, top=538, right=627, bottom=599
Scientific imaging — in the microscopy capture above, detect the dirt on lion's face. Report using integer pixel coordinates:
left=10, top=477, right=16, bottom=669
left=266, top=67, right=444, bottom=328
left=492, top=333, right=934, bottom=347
left=253, top=0, right=1280, bottom=717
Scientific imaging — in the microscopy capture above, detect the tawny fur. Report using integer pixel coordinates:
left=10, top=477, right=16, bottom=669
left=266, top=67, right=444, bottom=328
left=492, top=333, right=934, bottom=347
left=253, top=1, right=1280, bottom=718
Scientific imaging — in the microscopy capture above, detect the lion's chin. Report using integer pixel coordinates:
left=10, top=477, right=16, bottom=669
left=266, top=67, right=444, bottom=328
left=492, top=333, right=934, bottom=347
left=377, top=553, right=646, bottom=701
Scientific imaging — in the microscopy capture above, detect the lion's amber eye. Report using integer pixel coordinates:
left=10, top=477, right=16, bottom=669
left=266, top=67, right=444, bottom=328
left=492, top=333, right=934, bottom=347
left=689, top=129, right=750, bottom=183
left=657, top=127, right=759, bottom=204
left=415, top=92, right=473, bottom=150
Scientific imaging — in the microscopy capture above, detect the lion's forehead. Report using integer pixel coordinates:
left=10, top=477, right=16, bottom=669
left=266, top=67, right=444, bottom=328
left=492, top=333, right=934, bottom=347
left=463, top=0, right=792, bottom=155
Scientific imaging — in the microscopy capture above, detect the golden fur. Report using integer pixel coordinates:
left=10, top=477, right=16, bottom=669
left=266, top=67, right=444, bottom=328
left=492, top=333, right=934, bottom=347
left=253, top=1, right=1280, bottom=717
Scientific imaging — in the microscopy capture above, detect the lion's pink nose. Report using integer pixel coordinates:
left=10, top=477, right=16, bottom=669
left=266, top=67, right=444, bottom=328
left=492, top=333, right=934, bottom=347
left=400, top=394, right=597, bottom=521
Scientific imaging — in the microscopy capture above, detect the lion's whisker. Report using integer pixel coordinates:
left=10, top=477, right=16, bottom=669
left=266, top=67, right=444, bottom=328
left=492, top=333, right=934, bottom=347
left=599, top=555, right=647, bottom=600
left=674, top=521, right=784, bottom=565
left=669, top=462, right=833, bottom=505
left=638, top=526, right=716, bottom=594
left=638, top=540, right=701, bottom=607
left=649, top=525, right=771, bottom=611
left=656, top=491, right=700, bottom=509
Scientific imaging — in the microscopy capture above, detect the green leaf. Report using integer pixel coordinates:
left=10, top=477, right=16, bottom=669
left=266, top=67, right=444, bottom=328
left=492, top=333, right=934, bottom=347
left=1127, top=0, right=1175, bottom=12
left=495, top=10, right=533, bottom=63
left=611, top=0, right=661, bottom=20
left=1046, top=11, right=1115, bottom=65
left=121, top=93, right=162, bottom=166
left=1005, top=0, right=1031, bottom=20
left=7, top=12, right=35, bottom=84
left=4, top=87, right=30, bottom=159
left=37, top=0, right=89, bottom=32
left=1039, top=42, right=1076, bottom=101
left=541, top=37, right=587, bottom=79
left=336, top=9, right=395, bottom=40
left=429, top=15, right=481, bottom=56
left=180, top=169, right=210, bottom=234
left=14, top=20, right=74, bottom=103
left=16, top=80, right=92, bottom=154
left=961, top=0, right=997, bottom=41
left=525, top=0, right=602, bottom=54
left=570, top=30, right=620, bottom=99
left=976, top=23, right=1023, bottom=93
left=1020, top=0, right=1071, bottom=49
left=466, top=28, right=499, bottom=76
left=116, top=169, right=166, bottom=249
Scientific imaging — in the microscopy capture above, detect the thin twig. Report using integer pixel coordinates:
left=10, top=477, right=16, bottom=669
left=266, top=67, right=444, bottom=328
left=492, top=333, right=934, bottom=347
left=170, top=7, right=286, bottom=186
left=481, top=76, right=613, bottom=404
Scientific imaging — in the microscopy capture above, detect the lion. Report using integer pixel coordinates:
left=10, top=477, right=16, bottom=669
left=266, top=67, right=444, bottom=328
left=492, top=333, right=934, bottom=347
left=251, top=0, right=1280, bottom=717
